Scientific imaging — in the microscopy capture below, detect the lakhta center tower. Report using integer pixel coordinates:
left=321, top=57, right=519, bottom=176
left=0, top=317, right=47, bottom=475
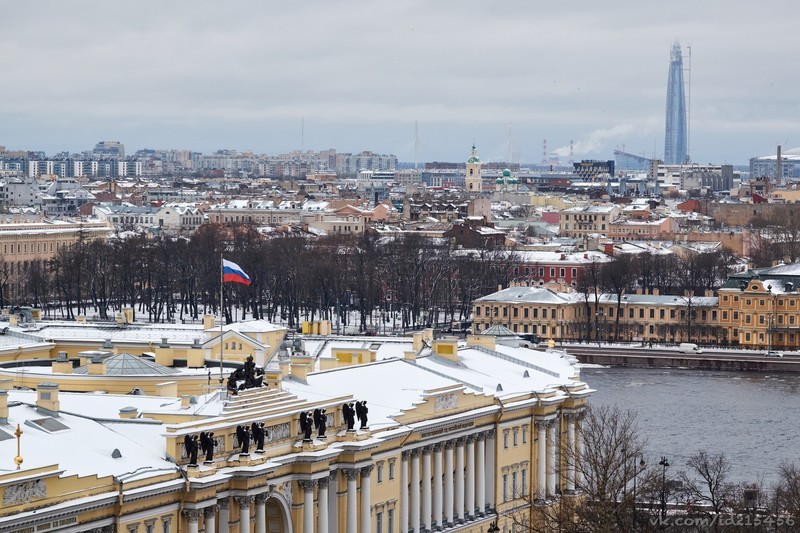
left=664, top=41, right=688, bottom=164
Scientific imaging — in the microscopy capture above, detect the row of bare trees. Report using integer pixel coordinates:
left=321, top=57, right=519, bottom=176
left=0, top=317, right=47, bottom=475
left=521, top=406, right=800, bottom=532
left=1, top=224, right=520, bottom=329
left=574, top=250, right=738, bottom=343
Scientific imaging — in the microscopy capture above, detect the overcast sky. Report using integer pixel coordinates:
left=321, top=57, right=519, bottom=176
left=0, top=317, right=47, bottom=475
left=2, top=1, right=797, bottom=164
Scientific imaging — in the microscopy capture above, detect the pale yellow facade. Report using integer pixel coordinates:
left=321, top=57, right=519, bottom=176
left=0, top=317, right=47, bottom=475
left=0, top=322, right=591, bottom=533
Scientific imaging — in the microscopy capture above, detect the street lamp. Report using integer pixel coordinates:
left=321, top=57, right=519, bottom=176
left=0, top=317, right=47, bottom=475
left=596, top=309, right=604, bottom=347
left=659, top=456, right=670, bottom=520
left=487, top=521, right=500, bottom=533
left=632, top=455, right=646, bottom=529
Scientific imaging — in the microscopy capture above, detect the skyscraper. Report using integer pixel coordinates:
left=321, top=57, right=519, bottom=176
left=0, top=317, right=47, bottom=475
left=664, top=41, right=688, bottom=164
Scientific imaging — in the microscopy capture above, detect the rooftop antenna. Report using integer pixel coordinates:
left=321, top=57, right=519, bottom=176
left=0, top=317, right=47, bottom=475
left=569, top=140, right=574, bottom=166
left=414, top=120, right=420, bottom=170
left=301, top=116, right=305, bottom=153
left=507, top=124, right=513, bottom=166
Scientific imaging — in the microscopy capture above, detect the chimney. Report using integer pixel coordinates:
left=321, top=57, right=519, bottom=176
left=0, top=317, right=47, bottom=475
left=652, top=288, right=660, bottom=296
left=0, top=389, right=8, bottom=424
left=36, top=382, right=60, bottom=416
left=119, top=406, right=138, bottom=419
left=88, top=353, right=107, bottom=375
left=203, top=315, right=216, bottom=330
left=432, top=338, right=459, bottom=362
left=180, top=395, right=192, bottom=409
left=403, top=351, right=417, bottom=362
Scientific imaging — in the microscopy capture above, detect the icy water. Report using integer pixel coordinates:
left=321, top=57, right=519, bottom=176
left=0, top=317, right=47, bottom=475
left=581, top=367, right=800, bottom=486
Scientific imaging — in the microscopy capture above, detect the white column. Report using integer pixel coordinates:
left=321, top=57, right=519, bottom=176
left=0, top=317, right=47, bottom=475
left=454, top=437, right=465, bottom=523
left=235, top=497, right=252, bottom=533
left=318, top=477, right=329, bottom=533
left=218, top=498, right=230, bottom=533
left=345, top=469, right=359, bottom=533
left=536, top=419, right=547, bottom=501
left=444, top=442, right=455, bottom=528
left=432, top=444, right=443, bottom=530
left=410, top=450, right=421, bottom=533
left=547, top=419, right=557, bottom=497
left=254, top=494, right=267, bottom=533
left=575, top=412, right=585, bottom=489
left=465, top=435, right=475, bottom=520
left=204, top=506, right=218, bottom=533
left=476, top=433, right=486, bottom=515
left=422, top=447, right=432, bottom=532
left=328, top=472, right=339, bottom=533
left=360, top=466, right=373, bottom=533
left=400, top=452, right=409, bottom=533
left=485, top=430, right=496, bottom=512
left=184, top=510, right=201, bottom=533
left=299, top=480, right=315, bottom=533
left=565, top=413, right=576, bottom=494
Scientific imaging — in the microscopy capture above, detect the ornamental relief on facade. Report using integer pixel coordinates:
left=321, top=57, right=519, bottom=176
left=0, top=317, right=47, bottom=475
left=3, top=479, right=47, bottom=505
left=434, top=393, right=457, bottom=412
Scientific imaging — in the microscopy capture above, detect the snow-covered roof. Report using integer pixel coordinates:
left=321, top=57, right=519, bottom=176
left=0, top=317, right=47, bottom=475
left=1, top=390, right=177, bottom=481
left=474, top=286, right=580, bottom=305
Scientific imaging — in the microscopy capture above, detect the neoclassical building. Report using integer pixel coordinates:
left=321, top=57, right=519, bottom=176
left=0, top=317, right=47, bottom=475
left=0, top=320, right=592, bottom=533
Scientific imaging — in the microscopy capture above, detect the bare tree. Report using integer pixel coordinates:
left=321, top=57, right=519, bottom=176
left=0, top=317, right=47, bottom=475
left=678, top=451, right=735, bottom=532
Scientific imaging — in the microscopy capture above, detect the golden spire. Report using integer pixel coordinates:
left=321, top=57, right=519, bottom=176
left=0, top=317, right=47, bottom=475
left=14, top=423, right=23, bottom=470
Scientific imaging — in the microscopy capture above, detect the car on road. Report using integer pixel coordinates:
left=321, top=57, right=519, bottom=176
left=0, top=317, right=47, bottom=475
left=679, top=342, right=703, bottom=354
left=765, top=350, right=784, bottom=357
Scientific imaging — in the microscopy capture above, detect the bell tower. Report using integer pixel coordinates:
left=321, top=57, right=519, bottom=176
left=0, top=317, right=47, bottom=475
left=465, top=145, right=483, bottom=193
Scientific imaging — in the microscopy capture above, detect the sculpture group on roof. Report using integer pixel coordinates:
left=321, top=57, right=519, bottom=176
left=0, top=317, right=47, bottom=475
left=341, top=400, right=369, bottom=432
left=226, top=355, right=264, bottom=395
left=299, top=408, right=328, bottom=442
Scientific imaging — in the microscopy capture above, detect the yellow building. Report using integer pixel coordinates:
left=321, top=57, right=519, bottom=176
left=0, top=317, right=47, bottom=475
left=719, top=278, right=800, bottom=351
left=0, top=322, right=592, bottom=533
left=473, top=286, right=721, bottom=344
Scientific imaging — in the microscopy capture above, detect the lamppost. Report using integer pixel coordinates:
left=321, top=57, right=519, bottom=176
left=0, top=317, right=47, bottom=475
left=659, top=457, right=670, bottom=521
left=596, top=309, right=604, bottom=347
left=487, top=521, right=500, bottom=533
left=632, top=455, right=646, bottom=530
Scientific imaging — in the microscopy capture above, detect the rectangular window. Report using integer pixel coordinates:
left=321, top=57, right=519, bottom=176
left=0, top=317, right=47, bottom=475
left=513, top=428, right=518, bottom=446
left=523, top=308, right=529, bottom=318
left=522, top=469, right=527, bottom=496
left=522, top=426, right=528, bottom=443
left=512, top=472, right=518, bottom=498
left=389, top=461, right=395, bottom=480
left=503, top=431, right=509, bottom=449
left=503, top=474, right=508, bottom=502
left=660, top=309, right=665, bottom=319
left=377, top=464, right=384, bottom=483
left=560, top=268, right=565, bottom=277
left=388, top=509, right=394, bottom=533
left=549, top=267, right=555, bottom=277
left=376, top=511, right=383, bottom=533
left=649, top=309, right=654, bottom=319
left=512, top=307, right=518, bottom=318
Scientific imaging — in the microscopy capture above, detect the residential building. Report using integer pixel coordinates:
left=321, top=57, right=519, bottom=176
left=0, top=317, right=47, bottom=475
left=559, top=204, right=621, bottom=239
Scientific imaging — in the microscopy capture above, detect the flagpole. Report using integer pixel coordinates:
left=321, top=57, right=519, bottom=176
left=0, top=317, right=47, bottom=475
left=219, top=254, right=224, bottom=384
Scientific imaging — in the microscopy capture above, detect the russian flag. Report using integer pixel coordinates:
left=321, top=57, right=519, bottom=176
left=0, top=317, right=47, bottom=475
left=223, top=259, right=252, bottom=286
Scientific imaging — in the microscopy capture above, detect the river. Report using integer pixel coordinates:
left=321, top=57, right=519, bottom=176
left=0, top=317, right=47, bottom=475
left=580, top=366, right=800, bottom=486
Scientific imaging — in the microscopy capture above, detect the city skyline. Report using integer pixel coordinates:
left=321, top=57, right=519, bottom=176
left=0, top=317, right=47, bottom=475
left=1, top=1, right=797, bottom=165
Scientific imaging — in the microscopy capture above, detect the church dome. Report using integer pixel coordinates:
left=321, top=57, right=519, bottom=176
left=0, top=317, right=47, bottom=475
left=496, top=178, right=504, bottom=184
left=503, top=168, right=511, bottom=177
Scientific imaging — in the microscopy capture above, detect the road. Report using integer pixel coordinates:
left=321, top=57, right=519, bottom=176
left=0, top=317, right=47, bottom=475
left=550, top=344, right=800, bottom=372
